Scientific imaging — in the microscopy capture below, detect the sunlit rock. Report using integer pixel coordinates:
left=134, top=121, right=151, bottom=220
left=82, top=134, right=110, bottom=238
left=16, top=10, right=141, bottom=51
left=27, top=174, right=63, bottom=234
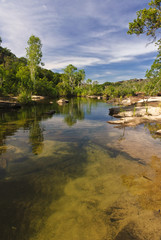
left=57, top=99, right=69, bottom=105
left=156, top=129, right=161, bottom=135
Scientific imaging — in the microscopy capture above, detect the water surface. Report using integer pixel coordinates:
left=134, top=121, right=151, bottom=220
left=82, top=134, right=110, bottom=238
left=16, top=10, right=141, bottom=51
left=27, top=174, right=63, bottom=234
left=0, top=98, right=161, bottom=240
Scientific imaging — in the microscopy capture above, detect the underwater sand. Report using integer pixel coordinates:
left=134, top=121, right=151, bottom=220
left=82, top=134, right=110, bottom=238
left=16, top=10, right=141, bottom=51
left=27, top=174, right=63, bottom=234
left=0, top=99, right=161, bottom=240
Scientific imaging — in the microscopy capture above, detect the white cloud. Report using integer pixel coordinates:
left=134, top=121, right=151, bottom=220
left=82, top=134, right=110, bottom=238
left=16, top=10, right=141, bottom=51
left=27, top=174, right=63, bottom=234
left=0, top=0, right=157, bottom=82
left=45, top=56, right=101, bottom=70
left=80, top=37, right=157, bottom=63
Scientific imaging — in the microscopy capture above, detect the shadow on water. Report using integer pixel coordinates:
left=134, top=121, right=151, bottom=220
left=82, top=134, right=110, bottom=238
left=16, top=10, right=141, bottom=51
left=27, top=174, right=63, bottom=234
left=0, top=98, right=106, bottom=240
left=0, top=141, right=90, bottom=240
left=1, top=98, right=161, bottom=239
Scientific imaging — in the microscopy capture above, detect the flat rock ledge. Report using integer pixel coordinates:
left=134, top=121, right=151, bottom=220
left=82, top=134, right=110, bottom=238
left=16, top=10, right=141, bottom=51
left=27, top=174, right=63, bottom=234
left=0, top=100, right=21, bottom=109
left=107, top=96, right=161, bottom=127
left=108, top=115, right=161, bottom=127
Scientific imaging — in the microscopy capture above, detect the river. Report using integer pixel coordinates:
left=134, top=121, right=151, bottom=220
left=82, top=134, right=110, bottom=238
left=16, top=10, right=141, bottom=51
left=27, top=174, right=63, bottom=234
left=0, top=98, right=161, bottom=240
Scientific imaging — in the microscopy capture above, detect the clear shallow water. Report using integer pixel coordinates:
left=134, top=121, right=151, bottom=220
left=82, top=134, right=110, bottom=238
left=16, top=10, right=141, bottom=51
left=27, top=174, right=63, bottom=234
left=1, top=98, right=161, bottom=240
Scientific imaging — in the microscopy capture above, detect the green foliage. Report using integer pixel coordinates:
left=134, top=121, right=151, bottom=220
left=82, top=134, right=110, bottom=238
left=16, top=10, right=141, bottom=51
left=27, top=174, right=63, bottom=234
left=16, top=66, right=32, bottom=92
left=57, top=65, right=86, bottom=96
left=56, top=81, right=71, bottom=96
left=0, top=46, right=28, bottom=95
left=37, top=67, right=61, bottom=87
left=17, top=90, right=32, bottom=104
left=62, top=64, right=77, bottom=93
left=74, top=69, right=85, bottom=87
left=128, top=1, right=161, bottom=96
left=146, top=40, right=161, bottom=78
left=0, top=42, right=62, bottom=98
left=73, top=86, right=82, bottom=96
left=0, top=46, right=16, bottom=66
left=26, top=35, right=42, bottom=86
left=103, top=81, right=136, bottom=98
left=35, top=77, right=58, bottom=97
left=0, top=86, right=7, bottom=96
left=90, top=84, right=102, bottom=96
left=128, top=0, right=161, bottom=40
left=144, top=37, right=161, bottom=96
left=0, top=65, right=5, bottom=87
left=2, top=34, right=161, bottom=100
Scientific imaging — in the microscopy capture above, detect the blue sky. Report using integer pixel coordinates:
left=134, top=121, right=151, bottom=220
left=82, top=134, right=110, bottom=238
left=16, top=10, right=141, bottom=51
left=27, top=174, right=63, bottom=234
left=0, top=0, right=158, bottom=83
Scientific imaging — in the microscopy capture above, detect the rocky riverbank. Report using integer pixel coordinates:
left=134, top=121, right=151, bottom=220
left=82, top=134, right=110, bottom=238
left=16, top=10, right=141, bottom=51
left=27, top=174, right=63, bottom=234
left=0, top=99, right=21, bottom=109
left=0, top=95, right=46, bottom=109
left=107, top=96, right=161, bottom=128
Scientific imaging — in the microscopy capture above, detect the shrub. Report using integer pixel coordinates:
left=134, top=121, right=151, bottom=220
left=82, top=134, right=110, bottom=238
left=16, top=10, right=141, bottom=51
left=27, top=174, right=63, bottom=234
left=18, top=91, right=32, bottom=104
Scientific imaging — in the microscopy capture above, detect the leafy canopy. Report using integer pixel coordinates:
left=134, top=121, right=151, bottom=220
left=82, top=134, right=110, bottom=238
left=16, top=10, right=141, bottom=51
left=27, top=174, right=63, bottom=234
left=128, top=0, right=161, bottom=41
left=26, top=35, right=42, bottom=66
left=128, top=0, right=161, bottom=95
left=26, top=35, right=42, bottom=86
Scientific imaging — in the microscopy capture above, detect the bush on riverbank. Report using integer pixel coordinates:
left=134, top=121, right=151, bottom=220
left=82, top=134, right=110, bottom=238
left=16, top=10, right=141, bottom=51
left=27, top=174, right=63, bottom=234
left=17, top=91, right=32, bottom=104
left=0, top=39, right=161, bottom=100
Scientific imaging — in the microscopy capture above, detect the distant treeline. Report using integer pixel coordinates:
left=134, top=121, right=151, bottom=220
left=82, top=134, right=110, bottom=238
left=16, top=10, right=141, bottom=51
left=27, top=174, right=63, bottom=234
left=2, top=0, right=161, bottom=103
left=0, top=39, right=160, bottom=102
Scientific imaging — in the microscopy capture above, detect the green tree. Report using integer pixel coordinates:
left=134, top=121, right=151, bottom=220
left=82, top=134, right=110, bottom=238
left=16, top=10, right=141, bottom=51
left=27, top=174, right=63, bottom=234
left=26, top=35, right=42, bottom=88
left=0, top=37, right=2, bottom=46
left=16, top=66, right=31, bottom=91
left=86, top=79, right=92, bottom=85
left=63, top=64, right=77, bottom=93
left=57, top=79, right=71, bottom=96
left=74, top=69, right=85, bottom=87
left=35, top=77, right=57, bottom=97
left=145, top=40, right=161, bottom=94
left=1, top=54, right=19, bottom=95
left=146, top=39, right=161, bottom=79
left=128, top=0, right=161, bottom=95
left=37, top=67, right=61, bottom=87
left=0, top=47, right=16, bottom=67
left=0, top=65, right=5, bottom=87
left=128, top=0, right=161, bottom=41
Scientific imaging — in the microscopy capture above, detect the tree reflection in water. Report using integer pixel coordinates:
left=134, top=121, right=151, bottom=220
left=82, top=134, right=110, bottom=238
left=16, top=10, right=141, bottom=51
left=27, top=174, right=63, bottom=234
left=144, top=122, right=161, bottom=139
left=29, top=120, right=44, bottom=155
left=0, top=104, right=48, bottom=158
left=63, top=99, right=85, bottom=126
left=0, top=98, right=88, bottom=158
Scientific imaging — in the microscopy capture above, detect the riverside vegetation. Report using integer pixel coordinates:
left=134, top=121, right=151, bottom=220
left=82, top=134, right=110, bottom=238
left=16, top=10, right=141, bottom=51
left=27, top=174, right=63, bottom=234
left=1, top=1, right=161, bottom=239
left=108, top=0, right=161, bottom=126
left=0, top=0, right=161, bottom=103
